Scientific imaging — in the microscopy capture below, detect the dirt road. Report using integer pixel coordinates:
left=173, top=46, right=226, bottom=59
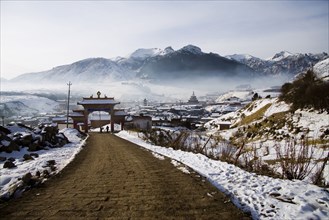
left=0, top=133, right=249, bottom=219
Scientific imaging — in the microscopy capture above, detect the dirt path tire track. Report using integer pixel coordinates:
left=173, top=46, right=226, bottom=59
left=0, top=133, right=249, bottom=219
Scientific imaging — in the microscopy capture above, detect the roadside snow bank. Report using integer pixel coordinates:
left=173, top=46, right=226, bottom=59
left=116, top=130, right=329, bottom=220
left=0, top=128, right=87, bottom=200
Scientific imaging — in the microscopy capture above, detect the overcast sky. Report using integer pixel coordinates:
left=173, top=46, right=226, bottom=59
left=1, top=0, right=328, bottom=79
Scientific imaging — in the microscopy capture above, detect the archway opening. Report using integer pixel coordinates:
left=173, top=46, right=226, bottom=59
left=89, top=111, right=111, bottom=131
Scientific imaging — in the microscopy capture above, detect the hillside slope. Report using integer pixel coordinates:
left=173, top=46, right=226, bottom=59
left=206, top=98, right=329, bottom=142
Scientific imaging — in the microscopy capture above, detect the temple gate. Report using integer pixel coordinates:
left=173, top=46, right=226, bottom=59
left=72, top=91, right=124, bottom=133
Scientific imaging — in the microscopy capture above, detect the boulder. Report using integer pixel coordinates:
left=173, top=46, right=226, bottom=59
left=22, top=172, right=32, bottom=184
left=0, top=139, right=19, bottom=153
left=55, top=133, right=69, bottom=146
left=0, top=126, right=11, bottom=135
left=3, top=161, right=16, bottom=169
left=47, top=160, right=56, bottom=166
left=0, top=156, right=6, bottom=161
left=21, top=172, right=38, bottom=186
left=23, top=154, right=34, bottom=161
left=6, top=141, right=20, bottom=153
left=16, top=123, right=33, bottom=131
left=42, top=169, right=50, bottom=178
left=7, top=157, right=15, bottom=162
left=20, top=133, right=33, bottom=146
left=28, top=142, right=41, bottom=152
left=42, top=124, right=59, bottom=143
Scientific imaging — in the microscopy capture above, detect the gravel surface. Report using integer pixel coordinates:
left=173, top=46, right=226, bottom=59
left=0, top=133, right=249, bottom=219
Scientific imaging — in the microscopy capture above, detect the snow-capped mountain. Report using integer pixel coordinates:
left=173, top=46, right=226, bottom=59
left=129, top=48, right=163, bottom=59
left=267, top=51, right=293, bottom=62
left=9, top=45, right=328, bottom=84
left=226, top=54, right=269, bottom=75
left=227, top=51, right=328, bottom=76
left=136, top=45, right=255, bottom=80
left=115, top=47, right=173, bottom=72
left=13, top=58, right=133, bottom=83
left=176, top=44, right=203, bottom=55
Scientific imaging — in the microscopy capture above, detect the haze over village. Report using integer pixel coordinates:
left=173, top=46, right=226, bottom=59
left=0, top=1, right=329, bottom=219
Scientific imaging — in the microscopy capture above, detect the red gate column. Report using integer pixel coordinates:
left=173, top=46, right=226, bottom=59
left=73, top=121, right=78, bottom=129
left=110, top=107, right=114, bottom=132
left=84, top=110, right=89, bottom=133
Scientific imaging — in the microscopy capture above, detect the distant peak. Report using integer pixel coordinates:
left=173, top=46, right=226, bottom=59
left=158, top=46, right=175, bottom=56
left=164, top=46, right=174, bottom=53
left=269, top=51, right=293, bottom=61
left=179, top=45, right=203, bottom=54
left=129, top=48, right=162, bottom=59
left=226, top=54, right=256, bottom=62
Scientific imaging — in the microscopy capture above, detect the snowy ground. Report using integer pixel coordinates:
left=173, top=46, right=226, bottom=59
left=0, top=128, right=87, bottom=200
left=116, top=130, right=329, bottom=220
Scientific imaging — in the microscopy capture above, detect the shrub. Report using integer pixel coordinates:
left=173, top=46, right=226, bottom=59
left=280, top=70, right=329, bottom=112
left=275, top=138, right=316, bottom=180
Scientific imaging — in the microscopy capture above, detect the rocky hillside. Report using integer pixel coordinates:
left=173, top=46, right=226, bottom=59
left=205, top=97, right=329, bottom=144
left=226, top=51, right=328, bottom=76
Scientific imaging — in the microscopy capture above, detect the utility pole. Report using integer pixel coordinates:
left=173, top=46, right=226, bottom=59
left=66, top=81, right=72, bottom=128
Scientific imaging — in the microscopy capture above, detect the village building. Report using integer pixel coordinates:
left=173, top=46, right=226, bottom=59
left=187, top=91, right=199, bottom=104
left=217, top=121, right=231, bottom=130
left=125, top=115, right=152, bottom=130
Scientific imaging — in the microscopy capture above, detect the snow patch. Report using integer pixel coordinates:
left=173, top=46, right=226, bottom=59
left=116, top=130, right=329, bottom=220
left=314, top=58, right=329, bottom=80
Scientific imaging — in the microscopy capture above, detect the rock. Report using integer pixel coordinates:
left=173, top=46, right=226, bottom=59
left=22, top=173, right=32, bottom=184
left=28, top=142, right=40, bottom=152
left=55, top=133, right=69, bottom=146
left=47, top=160, right=56, bottom=166
left=3, top=161, right=16, bottom=169
left=0, top=126, right=11, bottom=135
left=42, top=169, right=50, bottom=178
left=0, top=156, right=6, bottom=161
left=7, top=141, right=20, bottom=152
left=21, top=172, right=38, bottom=186
left=16, top=123, right=33, bottom=131
left=35, top=171, right=41, bottom=177
left=7, top=157, right=15, bottom=162
left=20, top=134, right=33, bottom=146
left=23, top=154, right=34, bottom=161
left=50, top=165, right=57, bottom=172
left=0, top=140, right=20, bottom=153
left=42, top=124, right=59, bottom=143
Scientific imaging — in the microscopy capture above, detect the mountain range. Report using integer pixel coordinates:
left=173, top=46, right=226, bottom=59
left=9, top=45, right=329, bottom=84
left=226, top=51, right=328, bottom=77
